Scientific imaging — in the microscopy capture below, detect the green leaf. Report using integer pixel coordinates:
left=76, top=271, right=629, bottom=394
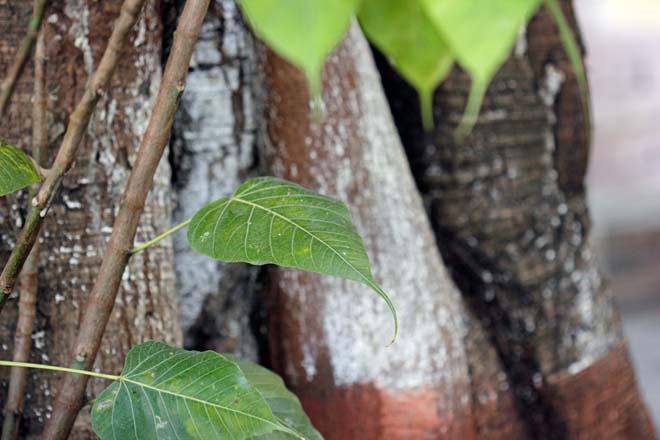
left=91, top=341, right=301, bottom=440
left=421, top=0, right=542, bottom=135
left=238, top=0, right=358, bottom=97
left=0, top=140, right=40, bottom=197
left=226, top=355, right=323, bottom=440
left=187, top=176, right=398, bottom=342
left=358, top=0, right=453, bottom=129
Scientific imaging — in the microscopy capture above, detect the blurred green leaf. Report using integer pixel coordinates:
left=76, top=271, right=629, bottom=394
left=421, top=0, right=542, bottom=135
left=0, top=140, right=40, bottom=197
left=227, top=355, right=323, bottom=440
left=238, top=0, right=358, bottom=97
left=359, top=0, right=453, bottom=129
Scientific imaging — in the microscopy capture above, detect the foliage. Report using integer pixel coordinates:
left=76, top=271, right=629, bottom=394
left=0, top=140, right=40, bottom=197
left=238, top=0, right=588, bottom=135
left=238, top=0, right=358, bottom=98
left=358, top=0, right=453, bottom=128
left=226, top=355, right=323, bottom=440
left=187, top=177, right=397, bottom=341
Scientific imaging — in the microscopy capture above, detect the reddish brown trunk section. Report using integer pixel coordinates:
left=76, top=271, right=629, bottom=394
left=255, top=25, right=478, bottom=439
left=542, top=343, right=655, bottom=439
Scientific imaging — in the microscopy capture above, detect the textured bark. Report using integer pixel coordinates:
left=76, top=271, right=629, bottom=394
left=0, top=1, right=181, bottom=438
left=168, top=0, right=263, bottom=358
left=377, top=2, right=656, bottom=438
left=255, top=24, right=478, bottom=439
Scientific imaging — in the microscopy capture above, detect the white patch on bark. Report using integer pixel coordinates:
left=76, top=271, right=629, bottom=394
left=171, top=0, right=258, bottom=341
left=261, top=24, right=471, bottom=396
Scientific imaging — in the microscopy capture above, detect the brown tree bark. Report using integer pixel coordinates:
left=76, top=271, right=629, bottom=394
left=0, top=1, right=181, bottom=438
left=254, top=23, right=498, bottom=439
left=376, top=1, right=656, bottom=438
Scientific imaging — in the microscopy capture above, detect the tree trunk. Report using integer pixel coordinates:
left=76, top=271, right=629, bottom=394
left=167, top=0, right=264, bottom=358
left=254, top=23, right=483, bottom=439
left=376, top=1, right=656, bottom=438
left=0, top=1, right=181, bottom=438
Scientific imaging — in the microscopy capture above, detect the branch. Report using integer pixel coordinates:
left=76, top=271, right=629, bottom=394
left=0, top=28, right=48, bottom=440
left=41, top=1, right=211, bottom=438
left=0, top=0, right=149, bottom=312
left=0, top=0, right=48, bottom=117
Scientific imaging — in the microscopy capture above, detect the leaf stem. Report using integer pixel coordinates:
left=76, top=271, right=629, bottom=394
left=544, top=0, right=592, bottom=144
left=130, top=218, right=191, bottom=255
left=0, top=360, right=118, bottom=382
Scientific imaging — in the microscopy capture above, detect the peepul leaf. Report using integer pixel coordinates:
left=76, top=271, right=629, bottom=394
left=237, top=0, right=358, bottom=97
left=358, top=0, right=453, bottom=129
left=0, top=140, right=40, bottom=197
left=226, top=355, right=323, bottom=440
left=421, top=0, right=542, bottom=134
left=187, top=177, right=398, bottom=342
left=91, top=341, right=300, bottom=440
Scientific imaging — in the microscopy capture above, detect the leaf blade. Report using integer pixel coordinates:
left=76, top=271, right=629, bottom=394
left=226, top=355, right=323, bottom=440
left=92, top=341, right=298, bottom=440
left=237, top=0, right=358, bottom=96
left=358, top=0, right=453, bottom=128
left=0, top=140, right=41, bottom=197
left=188, top=177, right=398, bottom=342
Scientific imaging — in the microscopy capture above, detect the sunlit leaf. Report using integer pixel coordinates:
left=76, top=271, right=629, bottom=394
left=238, top=0, right=358, bottom=98
left=226, top=355, right=323, bottom=440
left=359, top=0, right=453, bottom=129
left=91, top=341, right=301, bottom=440
left=421, top=0, right=542, bottom=135
left=187, top=176, right=398, bottom=342
left=0, top=140, right=40, bottom=197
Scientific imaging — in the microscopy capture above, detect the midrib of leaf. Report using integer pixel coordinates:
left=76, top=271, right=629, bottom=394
left=230, top=195, right=398, bottom=341
left=118, top=376, right=300, bottom=438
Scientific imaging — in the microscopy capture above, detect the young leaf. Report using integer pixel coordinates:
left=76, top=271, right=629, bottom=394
left=91, top=341, right=300, bottom=440
left=226, top=355, right=323, bottom=440
left=0, top=140, right=41, bottom=197
left=421, top=0, right=542, bottom=134
left=187, top=176, right=398, bottom=342
left=238, top=0, right=358, bottom=97
left=358, top=0, right=453, bottom=129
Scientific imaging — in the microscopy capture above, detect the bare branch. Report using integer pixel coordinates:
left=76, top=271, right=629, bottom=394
left=41, top=1, right=210, bottom=438
left=1, top=28, right=48, bottom=440
left=0, top=0, right=149, bottom=311
left=0, top=0, right=48, bottom=117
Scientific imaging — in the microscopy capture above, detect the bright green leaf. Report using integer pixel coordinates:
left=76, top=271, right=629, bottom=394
left=187, top=177, right=398, bottom=342
left=0, top=140, right=40, bottom=197
left=91, top=341, right=301, bottom=440
left=359, top=0, right=453, bottom=129
left=421, top=0, right=542, bottom=135
left=238, top=0, right=358, bottom=97
left=226, top=355, right=323, bottom=440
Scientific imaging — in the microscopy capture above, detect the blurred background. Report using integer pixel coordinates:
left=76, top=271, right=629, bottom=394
left=578, top=0, right=660, bottom=425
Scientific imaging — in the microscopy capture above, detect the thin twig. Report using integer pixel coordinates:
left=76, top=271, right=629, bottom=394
left=41, top=1, right=210, bottom=438
left=0, top=0, right=149, bottom=312
left=0, top=27, right=48, bottom=440
left=0, top=0, right=48, bottom=117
